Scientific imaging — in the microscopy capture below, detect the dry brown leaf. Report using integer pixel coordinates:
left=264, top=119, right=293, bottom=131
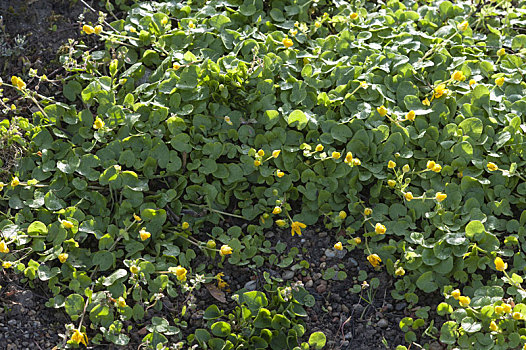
left=205, top=283, right=227, bottom=303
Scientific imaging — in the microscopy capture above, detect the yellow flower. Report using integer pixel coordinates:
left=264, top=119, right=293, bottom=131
left=257, top=149, right=265, bottom=157
left=224, top=116, right=233, bottom=125
left=130, top=265, right=139, bottom=274
left=339, top=211, right=347, bottom=219
left=0, top=182, right=4, bottom=191
left=291, top=29, right=298, bottom=36
left=11, top=177, right=19, bottom=187
left=350, top=12, right=359, bottom=20
left=2, top=261, right=12, bottom=268
left=405, top=110, right=415, bottom=121
left=62, top=220, right=74, bottom=229
left=360, top=81, right=368, bottom=89
left=375, top=223, right=386, bottom=234
left=93, top=117, right=104, bottom=130
left=404, top=192, right=413, bottom=201
left=489, top=321, right=498, bottom=332
left=315, top=144, right=324, bottom=152
left=11, top=76, right=26, bottom=90
left=395, top=267, right=405, bottom=276
left=377, top=105, right=388, bottom=117
left=435, top=192, right=447, bottom=202
left=0, top=241, right=9, bottom=254
left=206, top=240, right=216, bottom=249
left=451, top=289, right=461, bottom=300
left=129, top=27, right=137, bottom=33
left=220, top=245, right=233, bottom=256
left=487, top=162, right=498, bottom=171
left=495, top=305, right=504, bottom=314
left=254, top=160, right=261, bottom=167
left=272, top=150, right=281, bottom=158
left=82, top=24, right=95, bottom=34
left=426, top=160, right=436, bottom=170
left=276, top=170, right=285, bottom=178
left=71, top=329, right=88, bottom=346
left=173, top=63, right=181, bottom=71
left=344, top=152, right=353, bottom=163
left=367, top=254, right=382, bottom=267
left=275, top=219, right=286, bottom=227
left=354, top=237, right=362, bottom=244
left=94, top=25, right=103, bottom=34
left=334, top=242, right=343, bottom=250
left=182, top=222, right=190, bottom=230
left=117, top=296, right=126, bottom=307
left=388, top=160, right=396, bottom=169
left=189, top=22, right=195, bottom=29
left=387, top=179, right=396, bottom=187
left=272, top=207, right=282, bottom=214
left=291, top=221, right=306, bottom=236
left=432, top=164, right=442, bottom=173
left=497, top=48, right=506, bottom=57
left=494, top=257, right=507, bottom=271
left=503, top=303, right=512, bottom=313
left=139, top=228, right=151, bottom=241
left=282, top=38, right=294, bottom=48
left=434, top=84, right=446, bottom=98
left=364, top=208, right=372, bottom=216
left=513, top=312, right=523, bottom=320
left=469, top=79, right=476, bottom=86
left=495, top=77, right=505, bottom=87
left=451, top=70, right=465, bottom=82
left=133, top=213, right=142, bottom=222
left=459, top=295, right=471, bottom=307
left=58, top=253, right=68, bottom=263
left=174, top=265, right=187, bottom=281
left=422, top=97, right=431, bottom=106
left=332, top=151, right=341, bottom=159
left=315, top=21, right=321, bottom=28
left=457, top=21, right=469, bottom=32
left=402, top=164, right=410, bottom=173
left=352, top=158, right=361, bottom=166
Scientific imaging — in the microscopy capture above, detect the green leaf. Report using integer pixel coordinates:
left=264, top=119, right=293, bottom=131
left=287, top=110, right=308, bottom=130
left=211, top=321, right=231, bottom=337
left=65, top=294, right=84, bottom=320
left=308, top=332, right=326, bottom=350
left=416, top=271, right=438, bottom=292
left=27, top=221, right=48, bottom=235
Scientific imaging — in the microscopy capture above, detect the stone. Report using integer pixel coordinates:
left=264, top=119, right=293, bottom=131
left=316, top=281, right=327, bottom=294
left=244, top=280, right=257, bottom=291
left=282, top=270, right=295, bottom=280
left=377, top=318, right=389, bottom=328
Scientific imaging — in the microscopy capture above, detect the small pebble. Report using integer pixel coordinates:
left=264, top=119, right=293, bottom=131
left=377, top=319, right=389, bottom=328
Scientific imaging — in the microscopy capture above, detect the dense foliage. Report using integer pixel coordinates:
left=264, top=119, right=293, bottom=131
left=2, top=0, right=526, bottom=348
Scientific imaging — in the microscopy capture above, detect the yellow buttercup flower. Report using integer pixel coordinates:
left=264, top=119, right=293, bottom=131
left=495, top=77, right=505, bottom=87
left=367, top=254, right=382, bottom=267
left=459, top=295, right=471, bottom=307
left=426, top=160, right=436, bottom=170
left=276, top=170, right=285, bottom=178
left=395, top=267, right=405, bottom=276
left=422, top=97, right=431, bottom=106
left=133, top=213, right=142, bottom=222
left=0, top=182, right=4, bottom=191
left=257, top=149, right=265, bottom=157
left=275, top=219, right=286, bottom=227
left=503, top=303, right=512, bottom=313
left=469, top=79, right=476, bottom=86
left=435, top=192, right=447, bottom=202
left=2, top=261, right=12, bottom=268
left=139, top=228, right=151, bottom=241
left=344, top=152, right=353, bottom=163
left=497, top=48, right=505, bottom=57
left=377, top=105, right=387, bottom=117
left=354, top=237, right=362, bottom=244
left=315, top=144, right=324, bottom=152
left=174, top=265, right=187, bottom=281
left=513, top=312, right=523, bottom=320
left=352, top=158, right=361, bottom=166
left=487, top=162, right=498, bottom=171
left=93, top=117, right=104, bottom=130
left=272, top=150, right=281, bottom=158
left=350, top=12, right=359, bottom=20
left=0, top=241, right=9, bottom=254
left=62, top=220, right=74, bottom=229
left=11, top=76, right=26, bottom=90
left=71, top=329, right=88, bottom=346
left=206, top=240, right=216, bottom=249
left=82, top=24, right=95, bottom=34
left=315, top=21, right=321, bottom=28
left=189, top=22, right=195, bottom=29
left=402, top=164, right=410, bottom=173
left=405, top=110, right=415, bottom=121
left=182, top=222, right=190, bottom=230
left=434, top=84, right=446, bottom=98
left=224, top=116, right=233, bottom=125
left=291, top=221, right=306, bottom=236
left=272, top=207, right=282, bottom=214
left=457, top=21, right=469, bottom=32
left=282, top=38, right=294, bottom=48
left=11, top=177, right=20, bottom=187
left=494, top=257, right=507, bottom=271
left=388, top=160, right=396, bottom=169
left=495, top=305, right=504, bottom=314
left=332, top=151, right=341, bottom=159
left=404, top=192, right=413, bottom=201
left=489, top=321, right=498, bottom=332
left=338, top=211, right=347, bottom=219
left=375, top=223, right=386, bottom=234
left=173, top=63, right=181, bottom=71
left=94, top=25, right=103, bottom=34
left=334, top=242, right=343, bottom=250
left=130, top=265, right=139, bottom=274
left=220, top=245, right=233, bottom=256
left=360, top=81, right=368, bottom=89
left=451, top=289, right=461, bottom=300
left=432, top=164, right=442, bottom=173
left=387, top=179, right=396, bottom=187
left=254, top=160, right=261, bottom=167
left=58, top=253, right=68, bottom=263
left=364, top=208, right=372, bottom=216
left=451, top=70, right=465, bottom=82
left=117, top=296, right=126, bottom=308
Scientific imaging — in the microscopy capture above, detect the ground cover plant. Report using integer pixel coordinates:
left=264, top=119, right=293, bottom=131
left=2, top=0, right=526, bottom=348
